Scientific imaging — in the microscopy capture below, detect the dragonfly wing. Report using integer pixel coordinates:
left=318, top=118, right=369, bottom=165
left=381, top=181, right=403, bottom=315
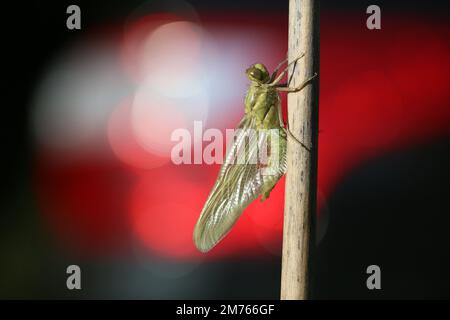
left=193, top=116, right=287, bottom=252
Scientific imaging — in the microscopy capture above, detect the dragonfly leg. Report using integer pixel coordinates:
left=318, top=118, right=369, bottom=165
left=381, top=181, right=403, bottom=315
left=270, top=52, right=305, bottom=85
left=276, top=95, right=311, bottom=151
left=269, top=52, right=290, bottom=82
left=276, top=73, right=317, bottom=93
left=283, top=127, right=311, bottom=152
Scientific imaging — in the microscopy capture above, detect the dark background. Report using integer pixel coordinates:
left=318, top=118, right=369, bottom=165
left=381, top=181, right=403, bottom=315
left=1, top=0, right=450, bottom=299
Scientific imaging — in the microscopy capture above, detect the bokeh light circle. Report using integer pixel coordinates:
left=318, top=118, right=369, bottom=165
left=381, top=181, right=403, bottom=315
left=131, top=80, right=209, bottom=157
left=107, top=97, right=170, bottom=169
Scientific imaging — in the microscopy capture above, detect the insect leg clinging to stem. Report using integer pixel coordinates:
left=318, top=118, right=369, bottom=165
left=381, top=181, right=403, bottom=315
left=276, top=73, right=318, bottom=151
left=276, top=73, right=317, bottom=93
left=270, top=53, right=317, bottom=151
left=270, top=52, right=305, bottom=85
left=269, top=56, right=288, bottom=82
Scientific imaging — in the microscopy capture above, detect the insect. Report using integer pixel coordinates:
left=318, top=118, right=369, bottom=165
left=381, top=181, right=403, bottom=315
left=193, top=53, right=317, bottom=252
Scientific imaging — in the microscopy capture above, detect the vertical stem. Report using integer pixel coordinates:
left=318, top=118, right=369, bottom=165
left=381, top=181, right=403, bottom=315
left=281, top=0, right=319, bottom=300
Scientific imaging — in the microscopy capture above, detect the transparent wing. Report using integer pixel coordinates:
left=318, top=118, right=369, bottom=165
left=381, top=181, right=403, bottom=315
left=193, top=116, right=287, bottom=252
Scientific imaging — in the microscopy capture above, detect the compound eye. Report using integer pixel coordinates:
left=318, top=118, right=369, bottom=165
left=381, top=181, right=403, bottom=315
left=251, top=69, right=262, bottom=80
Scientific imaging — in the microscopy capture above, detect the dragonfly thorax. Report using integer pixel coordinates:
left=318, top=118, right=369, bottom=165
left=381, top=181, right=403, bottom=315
left=244, top=85, right=280, bottom=129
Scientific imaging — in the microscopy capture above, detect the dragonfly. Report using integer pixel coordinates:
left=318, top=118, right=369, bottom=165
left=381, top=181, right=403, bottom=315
left=193, top=53, right=317, bottom=252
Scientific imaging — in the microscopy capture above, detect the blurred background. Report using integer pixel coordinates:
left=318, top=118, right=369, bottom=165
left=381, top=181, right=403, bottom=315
left=1, top=0, right=450, bottom=299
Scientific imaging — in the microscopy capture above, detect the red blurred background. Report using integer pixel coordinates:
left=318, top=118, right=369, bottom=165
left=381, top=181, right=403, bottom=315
left=32, top=9, right=450, bottom=259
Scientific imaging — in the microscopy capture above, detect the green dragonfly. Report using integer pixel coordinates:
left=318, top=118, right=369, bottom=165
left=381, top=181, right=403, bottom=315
left=194, top=53, right=317, bottom=252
